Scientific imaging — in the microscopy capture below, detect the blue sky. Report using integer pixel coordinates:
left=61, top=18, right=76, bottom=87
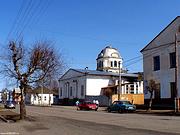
left=0, top=0, right=180, bottom=88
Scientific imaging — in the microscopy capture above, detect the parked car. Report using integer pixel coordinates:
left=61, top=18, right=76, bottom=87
left=78, top=101, right=98, bottom=111
left=4, top=101, right=15, bottom=109
left=107, top=100, right=136, bottom=113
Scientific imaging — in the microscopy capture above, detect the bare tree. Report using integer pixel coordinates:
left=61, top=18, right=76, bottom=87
left=2, top=40, right=65, bottom=119
left=146, top=79, right=158, bottom=111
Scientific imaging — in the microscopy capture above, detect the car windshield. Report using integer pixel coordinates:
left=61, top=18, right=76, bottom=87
left=120, top=101, right=132, bottom=105
left=85, top=102, right=92, bottom=104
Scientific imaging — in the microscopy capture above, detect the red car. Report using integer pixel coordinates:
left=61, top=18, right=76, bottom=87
left=78, top=101, right=98, bottom=111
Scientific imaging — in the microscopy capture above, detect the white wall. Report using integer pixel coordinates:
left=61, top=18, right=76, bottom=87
left=31, top=94, right=53, bottom=106
left=59, top=70, right=143, bottom=100
left=59, top=75, right=86, bottom=99
left=59, top=72, right=113, bottom=99
left=86, top=76, right=110, bottom=95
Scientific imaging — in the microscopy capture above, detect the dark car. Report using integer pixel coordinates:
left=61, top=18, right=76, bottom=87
left=4, top=101, right=16, bottom=109
left=78, top=101, right=98, bottom=111
left=107, top=100, right=136, bottom=113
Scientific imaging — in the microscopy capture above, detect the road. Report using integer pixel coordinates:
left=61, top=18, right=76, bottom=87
left=0, top=105, right=180, bottom=135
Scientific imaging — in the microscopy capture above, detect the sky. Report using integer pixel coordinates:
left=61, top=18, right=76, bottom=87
left=0, top=0, right=180, bottom=89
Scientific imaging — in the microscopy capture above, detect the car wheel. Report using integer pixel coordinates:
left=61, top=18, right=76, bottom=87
left=118, top=109, right=124, bottom=113
left=107, top=108, right=111, bottom=112
left=95, top=108, right=98, bottom=111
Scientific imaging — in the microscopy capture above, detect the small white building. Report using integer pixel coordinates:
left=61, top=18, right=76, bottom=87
left=141, top=16, right=180, bottom=105
left=30, top=94, right=53, bottom=106
left=59, top=46, right=143, bottom=106
left=26, top=87, right=53, bottom=106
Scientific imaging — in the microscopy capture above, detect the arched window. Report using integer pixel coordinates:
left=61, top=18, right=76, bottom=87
left=118, top=61, right=120, bottom=67
left=98, top=61, right=101, bottom=68
left=101, top=61, right=103, bottom=67
left=114, top=61, right=117, bottom=67
left=111, top=61, right=113, bottom=67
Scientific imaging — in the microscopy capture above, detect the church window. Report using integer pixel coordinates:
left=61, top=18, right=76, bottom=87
left=111, top=61, right=113, bottom=67
left=70, top=87, right=72, bottom=96
left=98, top=61, right=101, bottom=68
left=153, top=56, right=160, bottom=71
left=101, top=61, right=103, bottom=67
left=81, top=85, right=84, bottom=96
left=114, top=61, right=117, bottom=67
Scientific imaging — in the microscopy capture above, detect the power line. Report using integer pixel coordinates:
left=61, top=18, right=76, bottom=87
left=16, top=1, right=41, bottom=41
left=123, top=55, right=142, bottom=65
left=13, top=0, right=34, bottom=40
left=5, top=0, right=26, bottom=43
left=124, top=43, right=174, bottom=68
left=16, top=0, right=53, bottom=42
left=5, top=0, right=51, bottom=43
left=31, top=0, right=52, bottom=26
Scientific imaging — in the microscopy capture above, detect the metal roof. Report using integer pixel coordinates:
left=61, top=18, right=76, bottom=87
left=72, top=69, right=139, bottom=78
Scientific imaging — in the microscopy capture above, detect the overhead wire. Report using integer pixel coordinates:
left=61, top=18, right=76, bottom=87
left=31, top=0, right=52, bottom=26
left=5, top=0, right=175, bottom=71
left=5, top=0, right=26, bottom=43
left=124, top=42, right=174, bottom=68
left=15, top=0, right=41, bottom=42
left=5, top=0, right=52, bottom=43
left=13, top=0, right=34, bottom=41
left=15, top=0, right=53, bottom=42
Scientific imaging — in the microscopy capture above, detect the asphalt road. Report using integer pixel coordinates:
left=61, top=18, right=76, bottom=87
left=0, top=105, right=180, bottom=135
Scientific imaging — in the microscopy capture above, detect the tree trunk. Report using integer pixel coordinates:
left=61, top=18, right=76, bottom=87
left=148, top=92, right=153, bottom=111
left=20, top=88, right=26, bottom=120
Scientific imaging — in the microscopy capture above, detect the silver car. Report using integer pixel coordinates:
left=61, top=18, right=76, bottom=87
left=4, top=101, right=15, bottom=109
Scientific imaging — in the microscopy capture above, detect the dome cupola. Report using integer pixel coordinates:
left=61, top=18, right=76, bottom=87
left=96, top=46, right=123, bottom=73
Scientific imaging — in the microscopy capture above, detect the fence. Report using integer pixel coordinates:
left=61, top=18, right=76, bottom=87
left=112, top=94, right=144, bottom=105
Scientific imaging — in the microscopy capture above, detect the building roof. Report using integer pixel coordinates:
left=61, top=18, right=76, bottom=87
left=140, top=16, right=180, bottom=52
left=71, top=69, right=139, bottom=78
left=26, top=86, right=56, bottom=94
left=97, top=46, right=121, bottom=60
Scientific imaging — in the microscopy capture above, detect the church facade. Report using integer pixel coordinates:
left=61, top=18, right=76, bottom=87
left=58, top=46, right=143, bottom=106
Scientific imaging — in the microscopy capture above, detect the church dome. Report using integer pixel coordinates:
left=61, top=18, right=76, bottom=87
left=96, top=46, right=123, bottom=73
left=97, top=46, right=121, bottom=60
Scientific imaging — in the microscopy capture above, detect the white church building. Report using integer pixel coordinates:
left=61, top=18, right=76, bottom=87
left=59, top=46, right=143, bottom=106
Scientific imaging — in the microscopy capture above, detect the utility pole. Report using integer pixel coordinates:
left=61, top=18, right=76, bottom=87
left=118, top=61, right=121, bottom=100
left=41, top=80, right=43, bottom=106
left=175, top=32, right=179, bottom=112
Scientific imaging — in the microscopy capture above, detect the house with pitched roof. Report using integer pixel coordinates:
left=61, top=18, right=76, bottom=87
left=141, top=16, right=180, bottom=107
left=25, top=86, right=54, bottom=106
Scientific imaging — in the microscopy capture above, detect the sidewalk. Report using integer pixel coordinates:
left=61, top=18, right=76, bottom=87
left=136, top=109, right=180, bottom=116
left=52, top=105, right=180, bottom=116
